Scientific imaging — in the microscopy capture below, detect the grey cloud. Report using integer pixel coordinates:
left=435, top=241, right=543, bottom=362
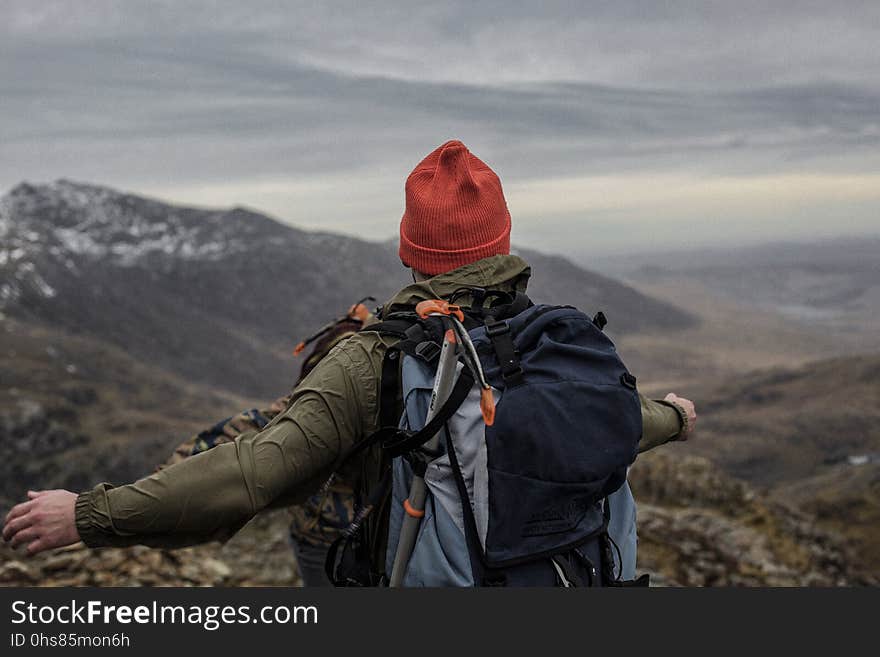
left=5, top=1, right=880, bottom=88
left=4, top=36, right=877, bottom=176
left=1, top=1, right=878, bottom=253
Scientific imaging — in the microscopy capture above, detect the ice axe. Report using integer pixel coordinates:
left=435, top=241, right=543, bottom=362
left=388, top=300, right=494, bottom=587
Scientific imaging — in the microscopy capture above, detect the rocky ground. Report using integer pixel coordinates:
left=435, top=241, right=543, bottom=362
left=0, top=511, right=300, bottom=587
left=631, top=451, right=875, bottom=586
left=2, top=451, right=873, bottom=588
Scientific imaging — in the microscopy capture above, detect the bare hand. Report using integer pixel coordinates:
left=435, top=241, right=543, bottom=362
left=2, top=490, right=81, bottom=555
left=664, top=393, right=697, bottom=440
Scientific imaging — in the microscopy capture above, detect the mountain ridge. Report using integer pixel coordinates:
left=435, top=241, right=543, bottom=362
left=1, top=179, right=695, bottom=398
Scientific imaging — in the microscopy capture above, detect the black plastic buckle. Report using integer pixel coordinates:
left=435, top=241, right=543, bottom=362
left=414, top=340, right=441, bottom=363
left=504, top=364, right=524, bottom=382
left=485, top=320, right=510, bottom=338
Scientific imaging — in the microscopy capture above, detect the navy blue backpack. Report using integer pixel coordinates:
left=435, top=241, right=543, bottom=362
left=326, top=291, right=647, bottom=587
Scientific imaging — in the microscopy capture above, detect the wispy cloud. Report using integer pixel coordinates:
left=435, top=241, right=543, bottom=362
left=2, top=1, right=878, bottom=255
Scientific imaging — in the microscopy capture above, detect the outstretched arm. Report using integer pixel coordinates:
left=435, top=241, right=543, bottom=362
left=2, top=336, right=385, bottom=555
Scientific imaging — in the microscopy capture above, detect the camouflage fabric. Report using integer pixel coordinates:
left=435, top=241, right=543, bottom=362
left=164, top=405, right=285, bottom=468
left=161, top=315, right=368, bottom=548
left=287, top=481, right=357, bottom=548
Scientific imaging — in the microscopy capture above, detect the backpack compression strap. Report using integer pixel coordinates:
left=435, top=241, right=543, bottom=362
left=376, top=368, right=474, bottom=459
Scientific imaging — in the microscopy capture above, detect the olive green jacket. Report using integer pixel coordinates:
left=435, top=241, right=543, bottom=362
left=75, top=255, right=685, bottom=548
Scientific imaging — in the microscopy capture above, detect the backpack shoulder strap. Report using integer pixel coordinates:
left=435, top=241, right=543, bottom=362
left=365, top=317, right=416, bottom=339
left=364, top=312, right=432, bottom=430
left=379, top=345, right=402, bottom=430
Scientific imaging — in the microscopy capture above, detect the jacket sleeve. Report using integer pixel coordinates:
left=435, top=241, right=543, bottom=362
left=74, top=336, right=385, bottom=549
left=638, top=394, right=685, bottom=453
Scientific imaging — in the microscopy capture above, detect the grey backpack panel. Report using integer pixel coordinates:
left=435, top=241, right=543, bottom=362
left=385, top=357, right=477, bottom=586
left=387, top=457, right=474, bottom=586
left=608, top=481, right=637, bottom=580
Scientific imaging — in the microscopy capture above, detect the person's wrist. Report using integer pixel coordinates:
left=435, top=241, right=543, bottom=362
left=669, top=401, right=691, bottom=440
left=661, top=399, right=690, bottom=440
left=73, top=491, right=97, bottom=546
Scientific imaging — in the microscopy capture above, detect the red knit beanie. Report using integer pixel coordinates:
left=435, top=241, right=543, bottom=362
left=399, top=140, right=511, bottom=276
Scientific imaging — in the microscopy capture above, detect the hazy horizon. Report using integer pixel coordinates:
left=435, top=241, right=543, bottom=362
left=3, top=1, right=879, bottom=258
left=7, top=177, right=880, bottom=266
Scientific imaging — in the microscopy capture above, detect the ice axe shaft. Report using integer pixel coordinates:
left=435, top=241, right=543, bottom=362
left=388, top=322, right=459, bottom=587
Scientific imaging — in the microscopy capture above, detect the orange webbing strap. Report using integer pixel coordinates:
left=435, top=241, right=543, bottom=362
left=403, top=499, right=425, bottom=518
left=480, top=387, right=496, bottom=426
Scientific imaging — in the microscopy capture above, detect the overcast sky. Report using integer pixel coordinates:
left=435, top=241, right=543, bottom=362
left=2, top=1, right=878, bottom=257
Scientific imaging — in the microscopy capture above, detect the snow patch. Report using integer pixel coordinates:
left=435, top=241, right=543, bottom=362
left=32, top=272, right=56, bottom=298
left=54, top=227, right=108, bottom=257
left=0, top=283, right=20, bottom=306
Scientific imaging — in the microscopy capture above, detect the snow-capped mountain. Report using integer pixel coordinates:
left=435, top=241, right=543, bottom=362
left=0, top=180, right=363, bottom=309
left=0, top=180, right=407, bottom=396
left=1, top=180, right=692, bottom=398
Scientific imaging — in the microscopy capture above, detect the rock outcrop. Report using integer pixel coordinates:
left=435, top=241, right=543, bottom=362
left=631, top=451, right=875, bottom=586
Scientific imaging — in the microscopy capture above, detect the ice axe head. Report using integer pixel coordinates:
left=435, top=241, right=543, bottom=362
left=415, top=299, right=465, bottom=321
